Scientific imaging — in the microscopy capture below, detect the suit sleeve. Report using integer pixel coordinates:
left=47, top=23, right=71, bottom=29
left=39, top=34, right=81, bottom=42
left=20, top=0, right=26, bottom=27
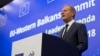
left=77, top=24, right=88, bottom=53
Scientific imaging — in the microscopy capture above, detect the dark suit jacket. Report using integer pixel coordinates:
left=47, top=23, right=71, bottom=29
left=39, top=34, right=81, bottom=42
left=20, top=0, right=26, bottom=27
left=59, top=22, right=88, bottom=55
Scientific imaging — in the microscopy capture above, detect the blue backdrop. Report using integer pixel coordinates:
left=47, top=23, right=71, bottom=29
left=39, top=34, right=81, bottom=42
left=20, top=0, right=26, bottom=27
left=0, top=0, right=100, bottom=56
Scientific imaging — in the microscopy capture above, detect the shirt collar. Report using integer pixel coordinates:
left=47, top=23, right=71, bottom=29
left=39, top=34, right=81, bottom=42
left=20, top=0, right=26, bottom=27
left=67, top=19, right=75, bottom=26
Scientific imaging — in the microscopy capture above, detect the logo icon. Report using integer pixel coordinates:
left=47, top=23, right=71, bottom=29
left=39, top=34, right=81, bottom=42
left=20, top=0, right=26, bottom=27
left=19, top=2, right=30, bottom=17
left=28, top=51, right=34, bottom=56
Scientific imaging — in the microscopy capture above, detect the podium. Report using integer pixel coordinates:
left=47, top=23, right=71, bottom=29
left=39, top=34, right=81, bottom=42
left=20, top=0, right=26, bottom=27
left=12, top=33, right=79, bottom=56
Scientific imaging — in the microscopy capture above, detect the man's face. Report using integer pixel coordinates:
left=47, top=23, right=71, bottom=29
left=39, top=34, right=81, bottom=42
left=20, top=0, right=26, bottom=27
left=61, top=6, right=74, bottom=22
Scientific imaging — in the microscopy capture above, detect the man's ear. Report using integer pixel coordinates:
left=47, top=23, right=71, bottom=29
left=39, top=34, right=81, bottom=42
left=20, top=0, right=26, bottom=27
left=71, top=12, right=74, bottom=17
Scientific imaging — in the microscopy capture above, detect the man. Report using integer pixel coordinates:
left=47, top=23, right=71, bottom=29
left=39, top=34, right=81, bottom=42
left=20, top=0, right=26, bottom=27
left=59, top=5, right=88, bottom=56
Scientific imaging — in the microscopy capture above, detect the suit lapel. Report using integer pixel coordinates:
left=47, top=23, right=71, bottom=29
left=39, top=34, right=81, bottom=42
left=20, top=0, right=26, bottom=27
left=59, top=22, right=76, bottom=39
left=64, top=22, right=76, bottom=39
left=59, top=27, right=65, bottom=38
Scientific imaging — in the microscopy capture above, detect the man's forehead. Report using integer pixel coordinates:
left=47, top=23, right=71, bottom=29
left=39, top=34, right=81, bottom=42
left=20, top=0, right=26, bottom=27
left=62, top=6, right=71, bottom=10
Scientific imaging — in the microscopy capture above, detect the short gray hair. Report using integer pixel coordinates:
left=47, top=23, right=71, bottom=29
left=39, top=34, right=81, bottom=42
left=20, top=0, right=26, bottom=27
left=64, top=5, right=76, bottom=18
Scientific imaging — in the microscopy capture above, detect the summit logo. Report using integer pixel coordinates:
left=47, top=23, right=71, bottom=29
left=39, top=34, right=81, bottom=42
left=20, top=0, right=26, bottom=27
left=19, top=2, right=30, bottom=17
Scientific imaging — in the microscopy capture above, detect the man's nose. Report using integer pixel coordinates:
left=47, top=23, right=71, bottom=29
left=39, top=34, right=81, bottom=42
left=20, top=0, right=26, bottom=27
left=61, top=12, right=64, bottom=15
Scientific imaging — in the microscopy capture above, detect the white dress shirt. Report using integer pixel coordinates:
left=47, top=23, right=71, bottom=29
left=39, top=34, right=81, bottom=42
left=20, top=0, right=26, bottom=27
left=67, top=19, right=75, bottom=31
left=62, top=19, right=75, bottom=38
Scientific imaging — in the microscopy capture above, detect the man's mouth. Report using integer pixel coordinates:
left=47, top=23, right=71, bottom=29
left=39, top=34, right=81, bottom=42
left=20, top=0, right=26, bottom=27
left=62, top=15, right=65, bottom=17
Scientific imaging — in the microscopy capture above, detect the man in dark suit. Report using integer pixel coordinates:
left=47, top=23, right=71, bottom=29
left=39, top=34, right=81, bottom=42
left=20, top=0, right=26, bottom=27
left=59, top=5, right=88, bottom=56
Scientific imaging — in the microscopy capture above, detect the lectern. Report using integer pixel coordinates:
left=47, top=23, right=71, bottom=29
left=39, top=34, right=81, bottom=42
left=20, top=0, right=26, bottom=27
left=12, top=33, right=79, bottom=56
